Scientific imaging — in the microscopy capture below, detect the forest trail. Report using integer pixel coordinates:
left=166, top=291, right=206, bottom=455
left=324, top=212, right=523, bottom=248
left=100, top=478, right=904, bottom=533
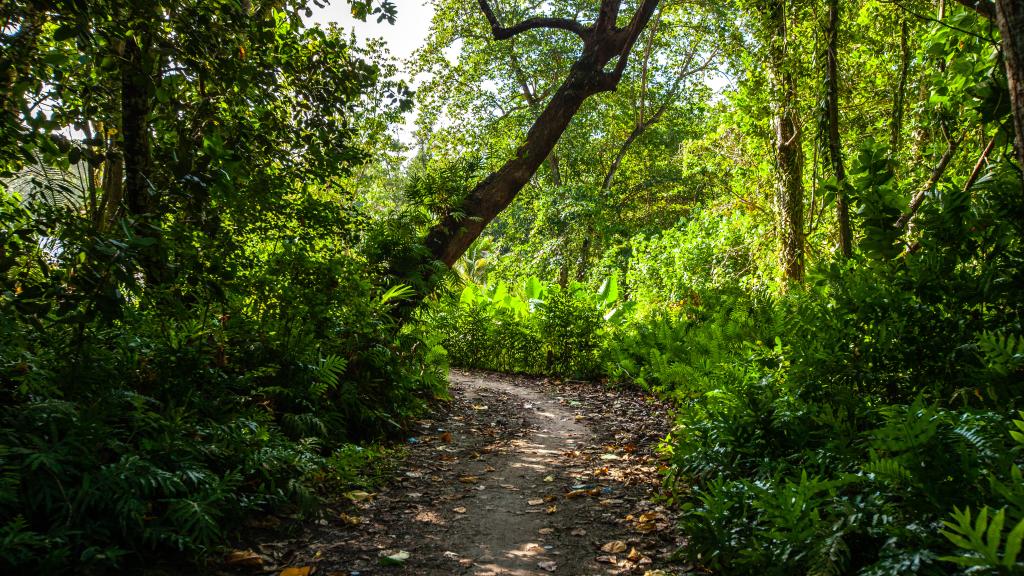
left=248, top=370, right=684, bottom=575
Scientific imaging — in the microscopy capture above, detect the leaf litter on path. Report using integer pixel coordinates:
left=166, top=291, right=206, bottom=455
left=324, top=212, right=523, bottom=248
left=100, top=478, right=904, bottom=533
left=214, top=369, right=684, bottom=575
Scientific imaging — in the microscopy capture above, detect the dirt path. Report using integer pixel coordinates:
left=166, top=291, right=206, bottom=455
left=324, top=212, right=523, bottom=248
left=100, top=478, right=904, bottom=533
left=229, top=370, right=685, bottom=575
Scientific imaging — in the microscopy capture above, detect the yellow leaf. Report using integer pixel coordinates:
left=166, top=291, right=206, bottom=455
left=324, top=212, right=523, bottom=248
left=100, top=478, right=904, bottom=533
left=280, top=567, right=312, bottom=576
left=225, top=549, right=263, bottom=567
left=343, top=490, right=373, bottom=502
left=601, top=540, right=628, bottom=553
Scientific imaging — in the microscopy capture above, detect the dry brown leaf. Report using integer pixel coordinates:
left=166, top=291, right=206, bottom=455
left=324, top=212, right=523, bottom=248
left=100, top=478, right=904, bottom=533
left=601, top=540, right=628, bottom=553
left=440, top=431, right=452, bottom=442
left=538, top=527, right=554, bottom=535
left=545, top=505, right=558, bottom=514
left=280, top=568, right=313, bottom=576
left=224, top=549, right=263, bottom=567
left=453, top=507, right=467, bottom=514
left=570, top=528, right=587, bottom=536
left=527, top=498, right=545, bottom=506
left=458, top=476, right=479, bottom=484
left=596, top=555, right=617, bottom=564
left=338, top=513, right=361, bottom=526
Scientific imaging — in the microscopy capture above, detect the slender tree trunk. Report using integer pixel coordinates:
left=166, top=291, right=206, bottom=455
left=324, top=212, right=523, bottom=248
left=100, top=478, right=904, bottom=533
left=891, top=17, right=910, bottom=153
left=765, top=0, right=805, bottom=281
left=825, top=0, right=852, bottom=257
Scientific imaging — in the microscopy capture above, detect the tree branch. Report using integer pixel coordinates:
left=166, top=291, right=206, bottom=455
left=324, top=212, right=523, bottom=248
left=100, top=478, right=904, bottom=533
left=895, top=131, right=965, bottom=229
left=952, top=0, right=996, bottom=19
left=477, top=0, right=587, bottom=40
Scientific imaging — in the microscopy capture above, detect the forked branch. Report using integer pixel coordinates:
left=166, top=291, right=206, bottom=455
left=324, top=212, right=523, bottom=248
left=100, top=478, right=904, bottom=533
left=477, top=0, right=588, bottom=40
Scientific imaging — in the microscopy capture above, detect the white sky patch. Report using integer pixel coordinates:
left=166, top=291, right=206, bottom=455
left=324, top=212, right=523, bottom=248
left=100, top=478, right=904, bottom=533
left=306, top=0, right=435, bottom=62
left=306, top=1, right=435, bottom=149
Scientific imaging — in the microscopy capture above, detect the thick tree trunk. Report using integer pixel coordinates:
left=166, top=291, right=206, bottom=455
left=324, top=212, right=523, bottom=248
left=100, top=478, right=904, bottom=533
left=825, top=0, right=852, bottom=258
left=954, top=0, right=1024, bottom=175
left=121, top=33, right=155, bottom=218
left=994, top=0, right=1024, bottom=172
left=765, top=0, right=805, bottom=282
left=424, top=0, right=660, bottom=267
left=425, top=59, right=611, bottom=265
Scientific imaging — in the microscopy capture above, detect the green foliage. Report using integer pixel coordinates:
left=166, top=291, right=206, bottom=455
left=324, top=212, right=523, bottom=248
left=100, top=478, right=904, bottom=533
left=0, top=1, right=442, bottom=572
left=427, top=274, right=620, bottom=378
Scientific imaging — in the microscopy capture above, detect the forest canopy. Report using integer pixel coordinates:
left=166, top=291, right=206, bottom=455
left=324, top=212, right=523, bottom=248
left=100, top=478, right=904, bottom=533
left=1, top=0, right=1023, bottom=573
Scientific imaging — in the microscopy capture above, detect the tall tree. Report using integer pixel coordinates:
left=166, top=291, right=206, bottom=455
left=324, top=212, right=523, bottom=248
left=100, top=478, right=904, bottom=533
left=954, top=0, right=1024, bottom=174
left=823, top=0, right=851, bottom=257
left=422, top=0, right=661, bottom=267
left=762, top=0, right=805, bottom=281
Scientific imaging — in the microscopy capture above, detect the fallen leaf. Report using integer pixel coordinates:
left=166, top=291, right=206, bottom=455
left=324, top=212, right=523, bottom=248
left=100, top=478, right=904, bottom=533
left=601, top=540, right=628, bottom=553
left=379, top=550, right=410, bottom=566
left=599, top=454, right=621, bottom=461
left=627, top=547, right=641, bottom=562
left=458, top=476, right=479, bottom=484
left=343, top=490, right=373, bottom=502
left=453, top=507, right=467, bottom=514
left=338, top=513, right=361, bottom=526
left=528, top=498, right=545, bottom=506
left=538, top=527, right=554, bottom=535
left=538, top=560, right=557, bottom=572
left=546, top=505, right=557, bottom=514
left=484, top=466, right=496, bottom=473
left=570, top=528, right=587, bottom=536
left=280, top=568, right=313, bottom=576
left=440, top=432, right=452, bottom=442
left=596, top=555, right=617, bottom=564
left=543, top=475, right=555, bottom=482
left=224, top=550, right=263, bottom=568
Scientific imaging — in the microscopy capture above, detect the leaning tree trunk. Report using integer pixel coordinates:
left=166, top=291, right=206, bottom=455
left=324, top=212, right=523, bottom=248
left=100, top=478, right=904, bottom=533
left=424, top=0, right=661, bottom=267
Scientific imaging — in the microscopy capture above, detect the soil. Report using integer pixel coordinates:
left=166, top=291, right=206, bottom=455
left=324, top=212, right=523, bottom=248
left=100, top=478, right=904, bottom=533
left=221, top=369, right=688, bottom=576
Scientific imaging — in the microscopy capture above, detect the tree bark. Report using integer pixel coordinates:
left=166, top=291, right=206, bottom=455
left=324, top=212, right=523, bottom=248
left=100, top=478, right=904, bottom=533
left=957, top=0, right=1024, bottom=177
left=890, top=17, right=910, bottom=154
left=764, top=0, right=805, bottom=282
left=994, top=0, right=1024, bottom=173
left=825, top=0, right=852, bottom=258
left=121, top=32, right=156, bottom=218
left=424, top=0, right=660, bottom=267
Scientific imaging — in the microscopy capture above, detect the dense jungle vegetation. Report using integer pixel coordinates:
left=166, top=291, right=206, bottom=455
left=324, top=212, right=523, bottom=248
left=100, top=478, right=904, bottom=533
left=2, top=0, right=1024, bottom=573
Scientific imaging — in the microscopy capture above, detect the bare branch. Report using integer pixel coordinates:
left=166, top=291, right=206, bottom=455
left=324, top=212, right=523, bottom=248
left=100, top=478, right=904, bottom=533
left=604, top=0, right=661, bottom=85
left=477, top=0, right=587, bottom=40
left=896, top=131, right=965, bottom=230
